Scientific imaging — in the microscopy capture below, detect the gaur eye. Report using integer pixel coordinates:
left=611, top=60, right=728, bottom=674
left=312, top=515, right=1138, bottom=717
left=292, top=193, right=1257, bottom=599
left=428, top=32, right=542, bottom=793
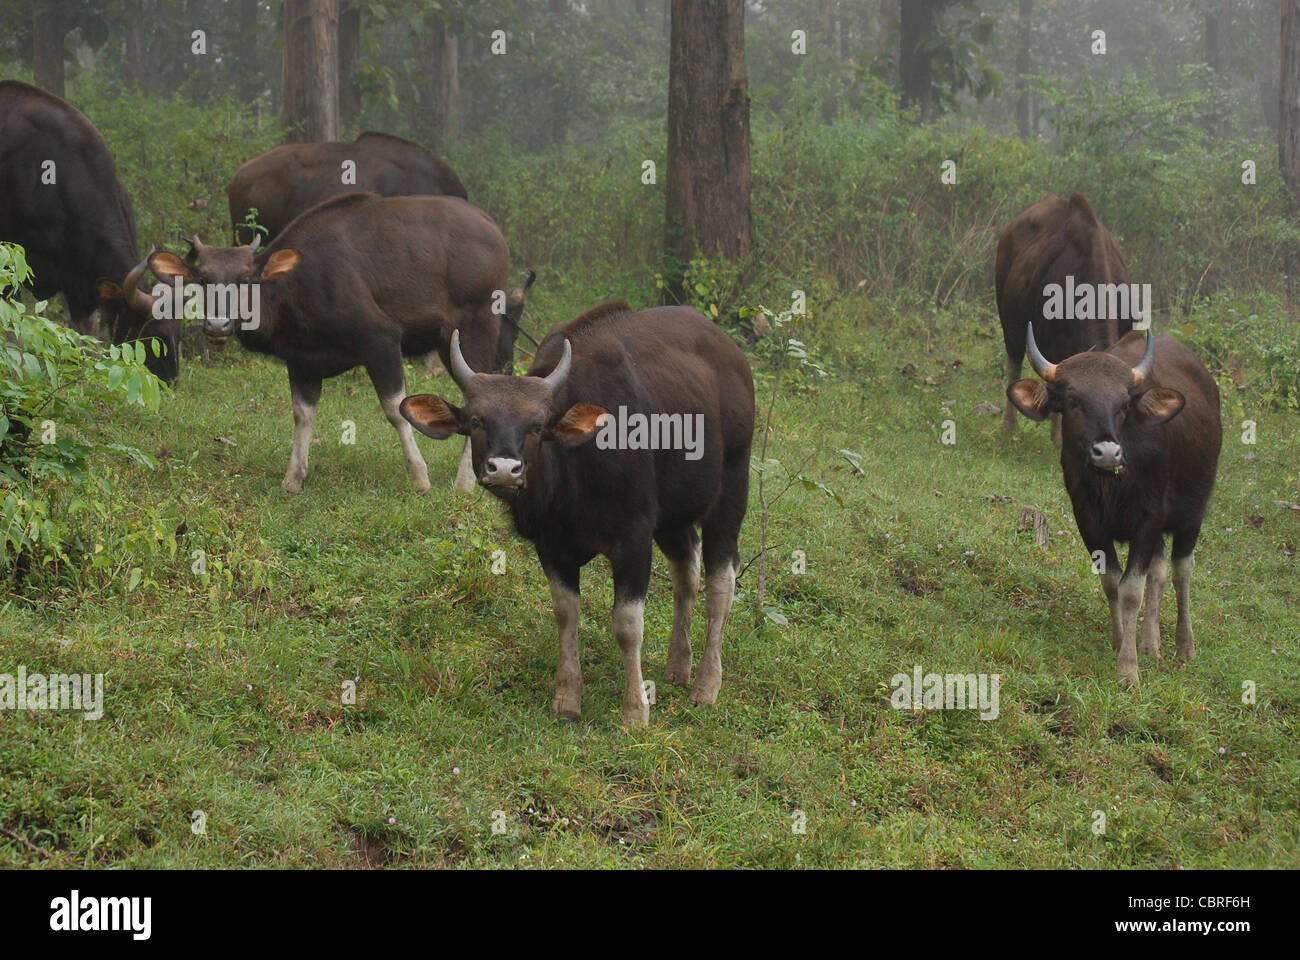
left=470, top=417, right=482, bottom=430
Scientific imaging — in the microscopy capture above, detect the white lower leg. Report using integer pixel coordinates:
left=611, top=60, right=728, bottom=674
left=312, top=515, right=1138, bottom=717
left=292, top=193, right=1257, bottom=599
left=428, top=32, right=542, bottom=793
left=1172, top=553, right=1196, bottom=659
left=1111, top=573, right=1145, bottom=686
left=612, top=598, right=649, bottom=724
left=548, top=576, right=582, bottom=719
left=665, top=544, right=701, bottom=686
left=382, top=391, right=431, bottom=491
left=282, top=392, right=318, bottom=493
left=1140, top=553, right=1168, bottom=657
left=453, top=439, right=475, bottom=493
left=690, top=562, right=735, bottom=706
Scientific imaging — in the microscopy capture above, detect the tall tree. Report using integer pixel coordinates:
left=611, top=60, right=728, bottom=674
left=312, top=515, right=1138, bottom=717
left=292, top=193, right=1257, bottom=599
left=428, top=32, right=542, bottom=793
left=1282, top=0, right=1300, bottom=213
left=432, top=16, right=460, bottom=146
left=1014, top=0, right=1033, bottom=137
left=663, top=0, right=752, bottom=303
left=31, top=1, right=66, bottom=98
left=1205, top=0, right=1232, bottom=73
left=899, top=0, right=935, bottom=119
left=1262, top=0, right=1282, bottom=130
left=338, top=1, right=361, bottom=129
left=281, top=0, right=340, bottom=142
left=237, top=0, right=262, bottom=104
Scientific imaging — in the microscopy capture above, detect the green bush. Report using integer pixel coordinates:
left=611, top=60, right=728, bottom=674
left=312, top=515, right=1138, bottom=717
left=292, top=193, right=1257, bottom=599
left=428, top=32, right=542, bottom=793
left=0, top=243, right=162, bottom=579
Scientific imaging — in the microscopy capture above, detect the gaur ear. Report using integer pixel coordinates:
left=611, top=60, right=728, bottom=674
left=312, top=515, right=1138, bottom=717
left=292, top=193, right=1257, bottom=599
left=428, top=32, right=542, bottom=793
left=148, top=251, right=191, bottom=283
left=548, top=403, right=610, bottom=446
left=261, top=249, right=300, bottom=280
left=400, top=394, right=465, bottom=440
left=1007, top=380, right=1053, bottom=421
left=98, top=280, right=123, bottom=301
left=1134, top=387, right=1185, bottom=423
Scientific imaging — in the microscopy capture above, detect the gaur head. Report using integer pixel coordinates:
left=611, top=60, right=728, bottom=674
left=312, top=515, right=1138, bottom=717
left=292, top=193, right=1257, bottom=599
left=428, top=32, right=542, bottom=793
left=400, top=330, right=608, bottom=499
left=145, top=235, right=298, bottom=345
left=97, top=252, right=182, bottom=386
left=1007, top=323, right=1186, bottom=473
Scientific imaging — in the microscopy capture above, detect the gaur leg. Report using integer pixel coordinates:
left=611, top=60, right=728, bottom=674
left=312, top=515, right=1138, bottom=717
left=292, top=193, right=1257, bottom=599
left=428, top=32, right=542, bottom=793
left=1111, top=534, right=1162, bottom=687
left=608, top=529, right=654, bottom=725
left=655, top=526, right=701, bottom=686
left=541, top=556, right=583, bottom=721
left=1140, top=541, right=1168, bottom=658
left=365, top=346, right=432, bottom=491
left=1002, top=354, right=1022, bottom=435
left=1171, top=529, right=1202, bottom=660
left=283, top=366, right=322, bottom=493
left=692, top=457, right=748, bottom=706
left=453, top=439, right=475, bottom=493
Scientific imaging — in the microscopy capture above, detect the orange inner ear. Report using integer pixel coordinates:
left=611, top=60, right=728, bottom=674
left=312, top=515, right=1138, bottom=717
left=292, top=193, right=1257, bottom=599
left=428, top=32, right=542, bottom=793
left=261, top=249, right=301, bottom=280
left=1136, top=387, right=1185, bottom=422
left=400, top=394, right=461, bottom=440
left=98, top=281, right=123, bottom=300
left=149, top=252, right=190, bottom=282
left=1007, top=379, right=1051, bottom=421
left=552, top=403, right=610, bottom=445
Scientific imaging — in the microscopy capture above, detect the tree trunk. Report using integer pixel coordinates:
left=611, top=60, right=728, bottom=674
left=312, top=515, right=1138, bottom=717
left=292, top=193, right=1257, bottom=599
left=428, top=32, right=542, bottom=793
left=237, top=0, right=261, bottom=104
left=280, top=0, right=340, bottom=142
left=339, top=1, right=361, bottom=129
left=1263, top=0, right=1282, bottom=130
left=32, top=3, right=66, bottom=99
left=1281, top=0, right=1300, bottom=204
left=1206, top=0, right=1232, bottom=73
left=434, top=18, right=460, bottom=147
left=899, top=0, right=934, bottom=120
left=663, top=0, right=753, bottom=303
left=1014, top=0, right=1033, bottom=137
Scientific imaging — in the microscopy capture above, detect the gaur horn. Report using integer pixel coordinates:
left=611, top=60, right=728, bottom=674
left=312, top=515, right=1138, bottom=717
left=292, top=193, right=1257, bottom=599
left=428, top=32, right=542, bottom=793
left=1131, top=328, right=1156, bottom=386
left=123, top=245, right=159, bottom=317
left=1025, top=322, right=1058, bottom=383
left=248, top=234, right=261, bottom=253
left=449, top=329, right=477, bottom=389
left=541, top=339, right=572, bottom=392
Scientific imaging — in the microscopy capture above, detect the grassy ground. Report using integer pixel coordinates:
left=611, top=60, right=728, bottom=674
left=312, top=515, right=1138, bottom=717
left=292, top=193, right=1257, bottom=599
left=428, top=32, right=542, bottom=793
left=1, top=286, right=1297, bottom=868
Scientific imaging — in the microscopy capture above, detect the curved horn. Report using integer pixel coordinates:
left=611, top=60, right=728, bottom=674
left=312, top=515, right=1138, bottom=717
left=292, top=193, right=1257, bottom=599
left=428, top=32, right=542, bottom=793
left=1025, top=322, right=1058, bottom=383
left=248, top=233, right=261, bottom=254
left=1131, top=327, right=1156, bottom=386
left=191, top=234, right=206, bottom=255
left=541, top=339, right=572, bottom=392
left=449, top=329, right=477, bottom=389
left=123, top=245, right=158, bottom=317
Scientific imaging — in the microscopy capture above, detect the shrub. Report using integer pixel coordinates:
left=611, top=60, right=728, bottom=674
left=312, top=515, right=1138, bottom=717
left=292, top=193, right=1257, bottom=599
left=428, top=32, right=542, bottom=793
left=0, top=243, right=162, bottom=580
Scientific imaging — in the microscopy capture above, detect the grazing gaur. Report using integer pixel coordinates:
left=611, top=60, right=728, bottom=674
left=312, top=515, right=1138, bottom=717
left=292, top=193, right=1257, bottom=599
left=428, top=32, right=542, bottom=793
left=0, top=80, right=179, bottom=384
left=400, top=302, right=755, bottom=724
left=1007, top=323, right=1222, bottom=687
left=147, top=192, right=531, bottom=493
left=996, top=193, right=1132, bottom=442
left=227, top=132, right=467, bottom=245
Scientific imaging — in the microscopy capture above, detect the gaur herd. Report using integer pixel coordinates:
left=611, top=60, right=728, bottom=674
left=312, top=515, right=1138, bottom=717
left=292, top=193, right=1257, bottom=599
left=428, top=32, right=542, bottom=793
left=0, top=79, right=1225, bottom=717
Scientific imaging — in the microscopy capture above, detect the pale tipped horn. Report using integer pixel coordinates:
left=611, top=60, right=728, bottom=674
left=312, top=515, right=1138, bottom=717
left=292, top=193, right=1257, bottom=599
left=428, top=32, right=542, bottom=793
left=1025, top=322, right=1058, bottom=383
left=449, top=329, right=477, bottom=389
left=123, top=245, right=159, bottom=316
left=248, top=234, right=261, bottom=253
left=1131, top=327, right=1156, bottom=386
left=541, top=339, right=572, bottom=392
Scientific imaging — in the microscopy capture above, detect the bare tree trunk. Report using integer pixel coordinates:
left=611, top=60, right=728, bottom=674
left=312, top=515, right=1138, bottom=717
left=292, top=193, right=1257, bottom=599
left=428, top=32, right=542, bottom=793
left=339, top=1, right=361, bottom=129
left=32, top=3, right=66, bottom=99
left=1263, top=0, right=1282, bottom=131
left=281, top=0, right=340, bottom=142
left=663, top=0, right=753, bottom=303
left=1014, top=0, right=1033, bottom=137
left=899, top=0, right=934, bottom=120
left=434, top=18, right=460, bottom=147
left=1206, top=0, right=1232, bottom=73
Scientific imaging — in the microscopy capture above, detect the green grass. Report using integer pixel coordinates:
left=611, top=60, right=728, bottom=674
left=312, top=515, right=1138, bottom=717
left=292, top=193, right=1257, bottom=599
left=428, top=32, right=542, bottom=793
left=1, top=287, right=1297, bottom=868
